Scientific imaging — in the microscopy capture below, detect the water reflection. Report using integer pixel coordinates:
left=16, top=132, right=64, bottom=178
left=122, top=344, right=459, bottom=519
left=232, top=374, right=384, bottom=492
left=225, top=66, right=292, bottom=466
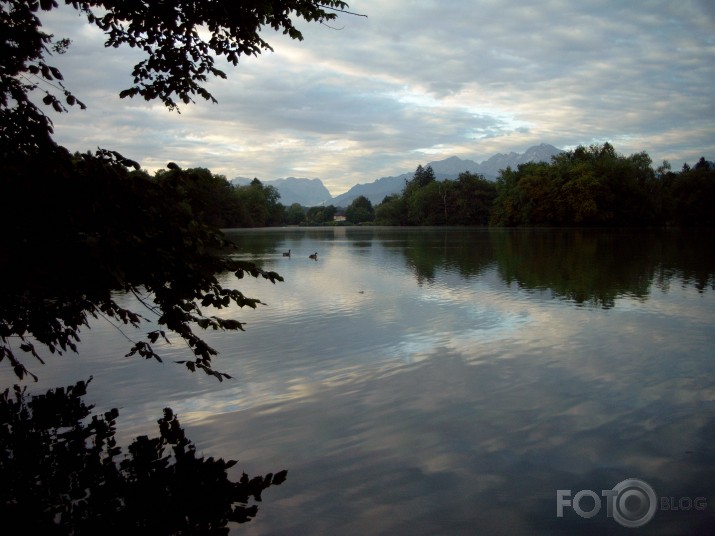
left=0, top=379, right=286, bottom=534
left=213, top=227, right=715, bottom=535
left=192, top=353, right=715, bottom=535
left=225, top=227, right=715, bottom=309
left=3, top=228, right=715, bottom=535
left=490, top=228, right=715, bottom=307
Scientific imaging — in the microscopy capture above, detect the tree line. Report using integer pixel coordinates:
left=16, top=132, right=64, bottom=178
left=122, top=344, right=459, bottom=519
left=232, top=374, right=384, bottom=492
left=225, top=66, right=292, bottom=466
left=146, top=165, right=491, bottom=228
left=374, top=143, right=714, bottom=227
left=124, top=142, right=715, bottom=229
left=147, top=143, right=714, bottom=229
left=489, top=143, right=715, bottom=227
left=148, top=166, right=375, bottom=227
left=374, top=165, right=497, bottom=225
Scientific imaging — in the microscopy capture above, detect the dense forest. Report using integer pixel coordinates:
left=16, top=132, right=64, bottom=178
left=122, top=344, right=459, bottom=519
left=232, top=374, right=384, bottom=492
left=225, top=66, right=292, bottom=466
left=147, top=143, right=714, bottom=228
left=488, top=143, right=715, bottom=227
left=376, top=143, right=714, bottom=227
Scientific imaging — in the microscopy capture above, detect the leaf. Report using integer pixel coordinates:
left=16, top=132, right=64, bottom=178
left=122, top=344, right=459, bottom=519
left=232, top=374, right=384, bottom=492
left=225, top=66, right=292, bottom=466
left=273, top=469, right=288, bottom=485
left=13, top=365, right=25, bottom=380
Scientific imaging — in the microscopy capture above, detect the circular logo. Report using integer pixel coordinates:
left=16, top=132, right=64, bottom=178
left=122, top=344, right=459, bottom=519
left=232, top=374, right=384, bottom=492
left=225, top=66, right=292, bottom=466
left=611, top=478, right=657, bottom=528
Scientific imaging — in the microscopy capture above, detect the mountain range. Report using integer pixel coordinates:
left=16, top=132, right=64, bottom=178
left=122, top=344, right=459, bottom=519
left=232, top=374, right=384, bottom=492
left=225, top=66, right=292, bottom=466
left=231, top=143, right=563, bottom=207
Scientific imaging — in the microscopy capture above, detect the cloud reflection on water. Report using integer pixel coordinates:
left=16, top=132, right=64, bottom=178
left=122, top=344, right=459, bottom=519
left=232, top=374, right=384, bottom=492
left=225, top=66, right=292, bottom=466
left=2, top=228, right=714, bottom=534
left=191, top=349, right=715, bottom=535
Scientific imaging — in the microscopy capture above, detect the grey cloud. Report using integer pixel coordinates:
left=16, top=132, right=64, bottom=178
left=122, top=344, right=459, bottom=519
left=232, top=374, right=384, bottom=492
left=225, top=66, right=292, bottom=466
left=37, top=1, right=715, bottom=191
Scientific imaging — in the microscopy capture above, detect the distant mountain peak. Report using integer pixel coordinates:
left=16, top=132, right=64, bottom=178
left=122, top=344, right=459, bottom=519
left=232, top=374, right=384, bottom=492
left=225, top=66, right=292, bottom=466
left=230, top=176, right=332, bottom=207
left=232, top=144, right=563, bottom=208
left=331, top=144, right=563, bottom=207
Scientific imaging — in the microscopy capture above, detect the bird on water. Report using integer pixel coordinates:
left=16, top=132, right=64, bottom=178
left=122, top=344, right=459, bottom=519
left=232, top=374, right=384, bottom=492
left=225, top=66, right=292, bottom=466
left=282, top=249, right=291, bottom=257
left=309, top=252, right=318, bottom=260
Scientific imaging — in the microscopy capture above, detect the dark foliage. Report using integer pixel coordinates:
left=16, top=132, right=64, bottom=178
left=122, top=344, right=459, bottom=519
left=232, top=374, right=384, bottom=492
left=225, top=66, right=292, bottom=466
left=345, top=195, right=374, bottom=224
left=374, top=144, right=713, bottom=228
left=374, top=167, right=496, bottom=226
left=0, top=149, right=282, bottom=382
left=1, top=0, right=356, bottom=381
left=232, top=178, right=285, bottom=228
left=663, top=165, right=715, bottom=226
left=490, top=143, right=715, bottom=227
left=0, top=379, right=286, bottom=534
left=305, top=204, right=337, bottom=225
left=1, top=0, right=349, bottom=152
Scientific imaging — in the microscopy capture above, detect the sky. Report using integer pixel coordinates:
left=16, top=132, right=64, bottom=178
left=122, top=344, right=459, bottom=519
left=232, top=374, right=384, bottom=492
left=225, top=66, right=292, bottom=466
left=40, top=0, right=715, bottom=196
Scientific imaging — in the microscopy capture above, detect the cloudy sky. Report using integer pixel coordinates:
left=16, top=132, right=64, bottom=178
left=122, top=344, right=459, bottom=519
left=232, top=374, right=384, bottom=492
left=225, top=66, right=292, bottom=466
left=41, top=0, right=714, bottom=195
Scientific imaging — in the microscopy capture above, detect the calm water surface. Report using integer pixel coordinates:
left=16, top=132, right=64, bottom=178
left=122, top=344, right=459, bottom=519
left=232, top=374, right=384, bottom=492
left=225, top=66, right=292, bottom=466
left=5, top=228, right=715, bottom=535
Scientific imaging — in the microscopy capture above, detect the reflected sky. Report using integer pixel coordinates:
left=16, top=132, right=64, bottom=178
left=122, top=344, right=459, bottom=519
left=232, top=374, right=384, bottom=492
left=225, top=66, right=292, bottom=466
left=3, top=228, right=714, bottom=534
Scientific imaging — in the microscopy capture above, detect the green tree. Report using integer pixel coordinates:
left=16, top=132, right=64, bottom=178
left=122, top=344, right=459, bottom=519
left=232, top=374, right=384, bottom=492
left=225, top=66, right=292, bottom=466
left=549, top=158, right=600, bottom=224
left=412, top=164, right=436, bottom=188
left=305, top=205, right=336, bottom=225
left=345, top=195, right=374, bottom=224
left=491, top=144, right=664, bottom=227
left=402, top=165, right=438, bottom=225
left=490, top=166, right=520, bottom=226
left=154, top=166, right=243, bottom=228
left=694, top=157, right=712, bottom=170
left=374, top=194, right=405, bottom=225
left=285, top=203, right=307, bottom=225
left=450, top=172, right=496, bottom=225
left=233, top=178, right=284, bottom=227
left=491, top=163, right=556, bottom=226
left=406, top=181, right=444, bottom=225
left=0, top=0, right=353, bottom=381
left=378, top=167, right=496, bottom=227
left=665, top=162, right=715, bottom=226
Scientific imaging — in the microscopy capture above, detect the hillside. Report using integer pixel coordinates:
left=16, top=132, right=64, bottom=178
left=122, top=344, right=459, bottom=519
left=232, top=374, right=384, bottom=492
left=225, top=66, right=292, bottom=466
left=332, top=144, right=563, bottom=206
left=231, top=144, right=563, bottom=207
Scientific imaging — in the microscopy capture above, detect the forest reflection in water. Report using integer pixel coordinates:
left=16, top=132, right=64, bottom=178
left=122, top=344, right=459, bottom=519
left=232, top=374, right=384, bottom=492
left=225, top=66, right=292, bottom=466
left=229, top=227, right=715, bottom=303
left=2, top=227, right=715, bottom=535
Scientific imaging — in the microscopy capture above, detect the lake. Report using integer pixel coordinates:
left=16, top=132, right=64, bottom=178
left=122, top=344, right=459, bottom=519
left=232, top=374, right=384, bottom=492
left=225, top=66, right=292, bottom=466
left=4, top=227, right=715, bottom=534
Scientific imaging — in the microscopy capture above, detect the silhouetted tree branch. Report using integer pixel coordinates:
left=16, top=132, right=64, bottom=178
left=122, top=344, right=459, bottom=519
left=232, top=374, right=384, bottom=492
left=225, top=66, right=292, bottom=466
left=0, top=379, right=287, bottom=533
